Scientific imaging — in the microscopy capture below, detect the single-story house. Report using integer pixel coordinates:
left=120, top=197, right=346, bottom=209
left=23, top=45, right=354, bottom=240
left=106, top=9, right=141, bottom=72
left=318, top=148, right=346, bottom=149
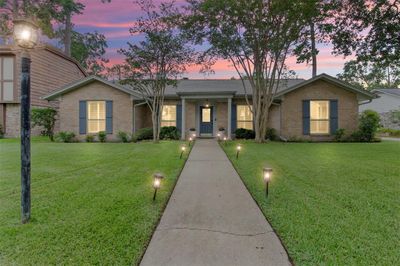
left=43, top=73, right=375, bottom=141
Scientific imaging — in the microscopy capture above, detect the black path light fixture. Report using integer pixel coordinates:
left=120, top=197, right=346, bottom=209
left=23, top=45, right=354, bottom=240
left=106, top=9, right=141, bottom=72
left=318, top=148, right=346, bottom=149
left=263, top=167, right=273, bottom=197
left=180, top=145, right=187, bottom=159
left=13, top=17, right=39, bottom=224
left=153, top=173, right=164, bottom=201
left=188, top=136, right=193, bottom=146
left=223, top=136, right=227, bottom=145
left=236, top=144, right=242, bottom=159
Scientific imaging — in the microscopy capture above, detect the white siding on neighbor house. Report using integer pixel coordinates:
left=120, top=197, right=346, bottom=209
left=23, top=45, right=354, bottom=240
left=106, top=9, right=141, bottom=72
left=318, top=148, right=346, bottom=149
left=359, top=93, right=400, bottom=113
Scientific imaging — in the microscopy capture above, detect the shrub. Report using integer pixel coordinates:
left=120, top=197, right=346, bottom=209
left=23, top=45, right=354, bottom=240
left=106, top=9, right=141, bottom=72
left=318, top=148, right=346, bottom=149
left=357, top=110, right=380, bottom=142
left=98, top=131, right=107, bottom=142
left=334, top=128, right=346, bottom=142
left=235, top=128, right=255, bottom=139
left=377, top=128, right=400, bottom=137
left=265, top=128, right=278, bottom=141
left=117, top=131, right=130, bottom=142
left=390, top=110, right=400, bottom=124
left=0, top=124, right=4, bottom=139
left=55, top=131, right=75, bottom=143
left=134, top=127, right=153, bottom=141
left=31, top=107, right=57, bottom=141
left=85, top=135, right=95, bottom=142
left=159, top=126, right=180, bottom=140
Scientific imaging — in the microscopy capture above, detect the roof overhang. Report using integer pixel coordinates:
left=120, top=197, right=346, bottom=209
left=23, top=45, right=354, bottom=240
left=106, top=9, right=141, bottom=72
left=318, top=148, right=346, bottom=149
left=43, top=76, right=141, bottom=100
left=177, top=91, right=236, bottom=99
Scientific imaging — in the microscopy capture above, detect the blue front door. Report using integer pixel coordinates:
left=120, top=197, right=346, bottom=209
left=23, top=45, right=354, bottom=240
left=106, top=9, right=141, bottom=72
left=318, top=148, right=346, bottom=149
left=200, top=106, right=213, bottom=135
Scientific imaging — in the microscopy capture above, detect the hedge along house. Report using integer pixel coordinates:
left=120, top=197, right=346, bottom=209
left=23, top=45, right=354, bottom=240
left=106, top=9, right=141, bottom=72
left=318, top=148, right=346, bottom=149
left=43, top=73, right=375, bottom=141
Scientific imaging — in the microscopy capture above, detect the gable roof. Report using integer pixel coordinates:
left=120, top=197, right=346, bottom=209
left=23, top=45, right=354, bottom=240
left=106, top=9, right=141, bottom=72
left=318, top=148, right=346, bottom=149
left=43, top=76, right=141, bottom=100
left=372, top=88, right=400, bottom=98
left=274, top=73, right=376, bottom=99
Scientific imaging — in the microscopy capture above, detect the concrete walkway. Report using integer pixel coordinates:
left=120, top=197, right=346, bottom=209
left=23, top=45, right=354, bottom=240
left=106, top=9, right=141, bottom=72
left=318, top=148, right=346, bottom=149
left=140, top=139, right=291, bottom=266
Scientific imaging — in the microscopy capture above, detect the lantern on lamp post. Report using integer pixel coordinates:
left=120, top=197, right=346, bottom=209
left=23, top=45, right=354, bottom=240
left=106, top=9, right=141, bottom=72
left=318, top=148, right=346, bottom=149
left=153, top=173, right=164, bottom=201
left=13, top=18, right=39, bottom=224
left=263, top=167, right=273, bottom=197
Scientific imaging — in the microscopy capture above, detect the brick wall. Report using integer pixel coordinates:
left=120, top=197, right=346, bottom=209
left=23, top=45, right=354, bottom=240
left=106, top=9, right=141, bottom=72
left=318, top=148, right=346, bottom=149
left=58, top=81, right=133, bottom=141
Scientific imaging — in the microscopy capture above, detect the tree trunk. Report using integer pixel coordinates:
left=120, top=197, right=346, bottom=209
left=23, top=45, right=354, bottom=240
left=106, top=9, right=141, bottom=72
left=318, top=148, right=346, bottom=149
left=64, top=12, right=72, bottom=57
left=310, top=22, right=317, bottom=77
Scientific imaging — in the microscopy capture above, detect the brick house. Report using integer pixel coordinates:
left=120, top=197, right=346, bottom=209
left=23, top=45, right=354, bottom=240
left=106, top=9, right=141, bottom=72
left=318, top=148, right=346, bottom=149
left=43, top=73, right=375, bottom=141
left=0, top=44, right=87, bottom=137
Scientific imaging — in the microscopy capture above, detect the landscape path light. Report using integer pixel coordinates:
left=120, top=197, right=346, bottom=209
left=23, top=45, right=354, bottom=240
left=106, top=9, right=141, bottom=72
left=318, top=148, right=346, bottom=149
left=263, top=167, right=273, bottom=197
left=188, top=137, right=193, bottom=146
left=236, top=144, right=242, bottom=159
left=13, top=17, right=39, bottom=224
left=153, top=173, right=164, bottom=201
left=223, top=136, right=227, bottom=145
left=180, top=145, right=187, bottom=159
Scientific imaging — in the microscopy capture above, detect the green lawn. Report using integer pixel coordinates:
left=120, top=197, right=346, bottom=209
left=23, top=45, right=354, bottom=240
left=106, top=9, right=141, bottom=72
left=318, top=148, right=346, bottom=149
left=222, top=140, right=400, bottom=265
left=0, top=138, right=189, bottom=265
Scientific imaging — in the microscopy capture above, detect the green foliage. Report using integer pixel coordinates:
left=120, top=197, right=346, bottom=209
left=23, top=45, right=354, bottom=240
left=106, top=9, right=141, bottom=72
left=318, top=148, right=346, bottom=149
left=377, top=128, right=400, bottom=137
left=31, top=108, right=57, bottom=141
left=265, top=128, right=278, bottom=141
left=235, top=128, right=255, bottom=139
left=117, top=131, right=130, bottom=143
left=134, top=128, right=153, bottom=141
left=98, top=131, right=107, bottom=143
left=358, top=110, right=381, bottom=142
left=85, top=135, right=95, bottom=143
left=55, top=131, right=75, bottom=143
left=334, top=128, right=346, bottom=142
left=160, top=126, right=180, bottom=140
left=390, top=110, right=400, bottom=124
left=0, top=123, right=4, bottom=139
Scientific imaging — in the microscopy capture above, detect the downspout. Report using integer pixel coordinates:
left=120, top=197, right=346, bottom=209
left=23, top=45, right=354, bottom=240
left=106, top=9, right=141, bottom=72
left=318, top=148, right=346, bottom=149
left=133, top=101, right=147, bottom=133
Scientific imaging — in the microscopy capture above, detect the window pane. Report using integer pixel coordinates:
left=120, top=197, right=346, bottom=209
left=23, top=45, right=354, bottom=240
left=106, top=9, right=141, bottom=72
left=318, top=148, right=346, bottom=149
left=310, top=120, right=329, bottom=134
left=3, top=57, right=14, bottom=80
left=88, top=120, right=105, bottom=133
left=88, top=101, right=105, bottom=119
left=3, top=82, right=13, bottom=101
left=162, top=105, right=176, bottom=121
left=161, top=121, right=176, bottom=127
left=237, top=121, right=253, bottom=130
left=237, top=105, right=253, bottom=121
left=202, top=108, right=211, bottom=122
left=310, top=101, right=329, bottom=119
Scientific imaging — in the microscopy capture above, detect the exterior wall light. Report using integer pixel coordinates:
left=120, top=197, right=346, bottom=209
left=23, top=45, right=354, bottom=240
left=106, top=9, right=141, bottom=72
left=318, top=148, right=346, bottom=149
left=180, top=145, right=187, bottom=159
left=13, top=17, right=39, bottom=224
left=153, top=173, right=164, bottom=201
left=236, top=144, right=242, bottom=159
left=263, top=167, right=273, bottom=197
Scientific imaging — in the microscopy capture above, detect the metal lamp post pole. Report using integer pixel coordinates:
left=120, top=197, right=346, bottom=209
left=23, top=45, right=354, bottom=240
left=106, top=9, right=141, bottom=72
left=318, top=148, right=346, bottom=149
left=20, top=52, right=31, bottom=224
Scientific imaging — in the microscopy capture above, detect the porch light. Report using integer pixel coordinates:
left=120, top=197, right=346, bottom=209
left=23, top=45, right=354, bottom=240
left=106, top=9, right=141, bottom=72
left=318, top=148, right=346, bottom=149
left=263, top=167, right=273, bottom=197
left=153, top=173, right=164, bottom=201
left=180, top=145, right=187, bottom=159
left=13, top=18, right=39, bottom=49
left=236, top=144, right=241, bottom=159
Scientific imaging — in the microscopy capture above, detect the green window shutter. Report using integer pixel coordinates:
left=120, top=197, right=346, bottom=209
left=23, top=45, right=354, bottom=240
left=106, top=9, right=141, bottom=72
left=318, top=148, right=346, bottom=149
left=330, top=100, right=338, bottom=134
left=302, top=100, right=310, bottom=135
left=106, top=101, right=113, bottom=134
left=79, top=101, right=87, bottom=134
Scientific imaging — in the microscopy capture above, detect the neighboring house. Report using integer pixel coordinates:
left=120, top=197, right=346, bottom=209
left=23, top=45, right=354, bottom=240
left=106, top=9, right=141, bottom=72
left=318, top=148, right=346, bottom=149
left=359, top=89, right=400, bottom=129
left=0, top=44, right=87, bottom=137
left=43, top=73, right=375, bottom=141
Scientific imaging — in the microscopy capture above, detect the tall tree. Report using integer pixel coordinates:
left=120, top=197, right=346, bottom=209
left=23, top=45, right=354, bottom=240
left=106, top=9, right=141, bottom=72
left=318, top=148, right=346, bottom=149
left=119, top=0, right=197, bottom=142
left=181, top=0, right=313, bottom=142
left=70, top=31, right=109, bottom=76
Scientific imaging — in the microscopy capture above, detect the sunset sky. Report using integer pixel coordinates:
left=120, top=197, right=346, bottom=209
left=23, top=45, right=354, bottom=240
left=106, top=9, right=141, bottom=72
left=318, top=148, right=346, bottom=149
left=72, top=0, right=353, bottom=79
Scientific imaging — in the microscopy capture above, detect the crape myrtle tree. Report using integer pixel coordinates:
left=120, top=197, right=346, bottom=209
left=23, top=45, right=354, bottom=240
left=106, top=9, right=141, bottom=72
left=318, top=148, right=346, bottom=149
left=119, top=0, right=197, bottom=143
left=181, top=0, right=314, bottom=142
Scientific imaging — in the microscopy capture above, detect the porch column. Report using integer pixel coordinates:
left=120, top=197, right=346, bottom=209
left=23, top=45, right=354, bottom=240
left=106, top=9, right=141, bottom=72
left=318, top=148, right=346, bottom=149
left=227, top=97, right=232, bottom=139
left=181, top=98, right=186, bottom=140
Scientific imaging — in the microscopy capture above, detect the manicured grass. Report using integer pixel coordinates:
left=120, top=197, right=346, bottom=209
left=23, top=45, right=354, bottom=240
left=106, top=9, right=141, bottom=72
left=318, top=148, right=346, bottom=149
left=0, top=137, right=189, bottom=265
left=222, top=140, right=400, bottom=265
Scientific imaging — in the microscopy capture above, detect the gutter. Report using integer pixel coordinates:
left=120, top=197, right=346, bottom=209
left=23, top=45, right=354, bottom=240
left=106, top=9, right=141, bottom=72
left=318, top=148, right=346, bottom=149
left=358, top=99, right=373, bottom=106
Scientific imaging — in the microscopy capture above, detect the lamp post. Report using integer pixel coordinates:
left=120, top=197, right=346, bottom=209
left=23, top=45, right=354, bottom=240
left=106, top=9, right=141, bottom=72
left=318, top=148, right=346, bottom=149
left=236, top=144, right=241, bottom=159
left=180, top=145, right=186, bottom=159
left=13, top=18, right=39, bottom=224
left=153, top=173, right=164, bottom=201
left=263, top=167, right=272, bottom=197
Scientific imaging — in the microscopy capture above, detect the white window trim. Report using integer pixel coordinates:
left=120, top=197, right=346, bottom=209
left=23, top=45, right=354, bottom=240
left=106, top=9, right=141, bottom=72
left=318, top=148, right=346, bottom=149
left=310, top=100, right=330, bottom=135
